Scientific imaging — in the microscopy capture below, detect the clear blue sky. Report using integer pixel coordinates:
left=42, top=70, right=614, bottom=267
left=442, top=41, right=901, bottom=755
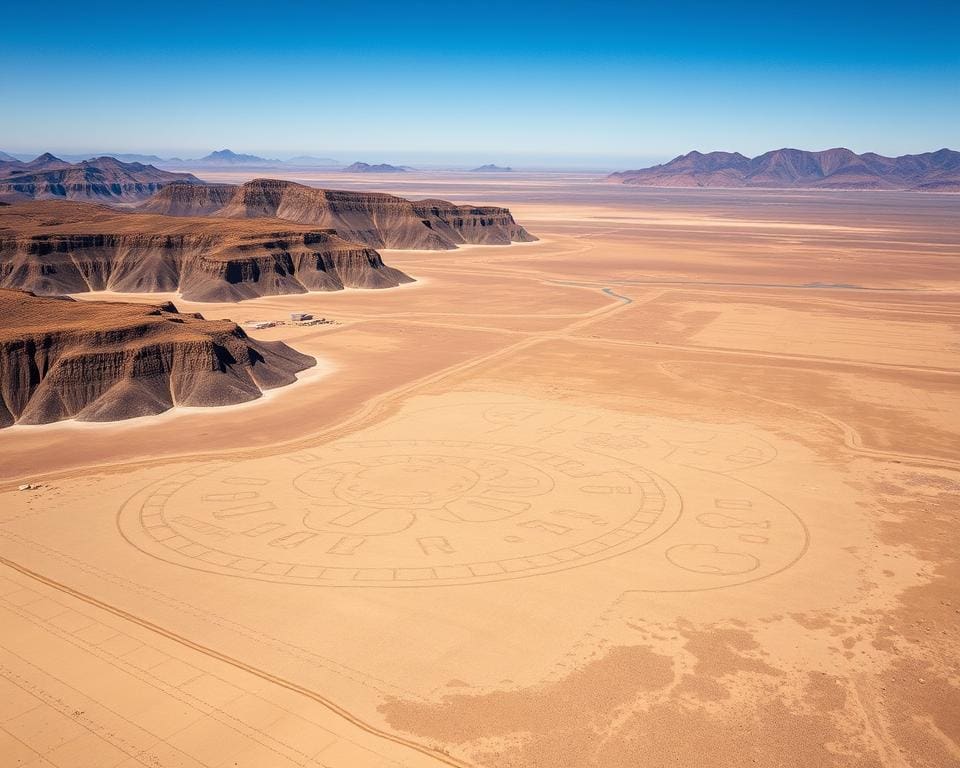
left=2, top=0, right=958, bottom=167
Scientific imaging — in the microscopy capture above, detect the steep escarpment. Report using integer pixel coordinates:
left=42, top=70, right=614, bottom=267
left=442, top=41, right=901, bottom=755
left=0, top=201, right=413, bottom=301
left=141, top=179, right=537, bottom=249
left=410, top=199, right=533, bottom=246
left=0, top=155, right=202, bottom=203
left=0, top=289, right=315, bottom=427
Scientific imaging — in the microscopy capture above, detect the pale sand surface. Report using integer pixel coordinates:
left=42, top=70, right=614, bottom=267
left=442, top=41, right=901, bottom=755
left=1, top=176, right=958, bottom=767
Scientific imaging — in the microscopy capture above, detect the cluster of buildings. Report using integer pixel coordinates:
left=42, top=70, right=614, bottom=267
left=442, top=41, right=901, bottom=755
left=243, top=312, right=333, bottom=331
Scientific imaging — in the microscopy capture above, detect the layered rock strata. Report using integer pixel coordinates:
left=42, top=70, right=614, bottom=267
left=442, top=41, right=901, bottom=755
left=0, top=289, right=315, bottom=427
left=0, top=201, right=413, bottom=301
left=141, top=179, right=537, bottom=249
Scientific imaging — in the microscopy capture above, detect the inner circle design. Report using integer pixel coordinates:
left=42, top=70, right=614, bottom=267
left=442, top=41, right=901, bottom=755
left=307, top=456, right=485, bottom=509
left=121, top=440, right=683, bottom=587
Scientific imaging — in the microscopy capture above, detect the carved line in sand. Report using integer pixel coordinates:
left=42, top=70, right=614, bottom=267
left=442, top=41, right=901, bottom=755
left=119, top=403, right=806, bottom=589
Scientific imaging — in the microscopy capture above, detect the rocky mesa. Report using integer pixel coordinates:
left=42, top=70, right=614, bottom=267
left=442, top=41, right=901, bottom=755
left=140, top=178, right=537, bottom=249
left=0, top=288, right=315, bottom=427
left=0, top=154, right=202, bottom=203
left=0, top=201, right=413, bottom=302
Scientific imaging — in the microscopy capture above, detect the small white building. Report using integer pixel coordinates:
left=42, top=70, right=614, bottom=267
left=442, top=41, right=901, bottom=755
left=290, top=312, right=312, bottom=322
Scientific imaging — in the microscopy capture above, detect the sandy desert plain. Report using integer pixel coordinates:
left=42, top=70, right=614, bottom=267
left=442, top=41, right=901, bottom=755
left=1, top=170, right=958, bottom=768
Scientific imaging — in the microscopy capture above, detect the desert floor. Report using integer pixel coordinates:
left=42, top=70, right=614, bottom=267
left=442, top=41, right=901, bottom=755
left=1, top=174, right=958, bottom=767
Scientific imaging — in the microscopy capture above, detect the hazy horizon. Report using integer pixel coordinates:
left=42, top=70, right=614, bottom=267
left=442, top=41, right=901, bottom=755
left=0, top=146, right=677, bottom=171
left=4, top=145, right=959, bottom=174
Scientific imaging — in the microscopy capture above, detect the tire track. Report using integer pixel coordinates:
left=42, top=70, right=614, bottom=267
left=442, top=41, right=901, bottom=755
left=0, top=554, right=471, bottom=768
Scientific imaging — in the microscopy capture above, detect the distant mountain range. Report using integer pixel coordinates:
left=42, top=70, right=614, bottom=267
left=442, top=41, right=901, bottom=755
left=3, top=152, right=172, bottom=165
left=470, top=164, right=512, bottom=172
left=609, top=148, right=960, bottom=191
left=0, top=153, right=201, bottom=202
left=163, top=150, right=341, bottom=168
left=0, top=148, right=343, bottom=169
left=343, top=162, right=407, bottom=173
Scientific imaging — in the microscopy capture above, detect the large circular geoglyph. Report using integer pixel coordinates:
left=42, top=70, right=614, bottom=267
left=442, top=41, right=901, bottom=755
left=119, top=403, right=809, bottom=590
left=119, top=439, right=681, bottom=586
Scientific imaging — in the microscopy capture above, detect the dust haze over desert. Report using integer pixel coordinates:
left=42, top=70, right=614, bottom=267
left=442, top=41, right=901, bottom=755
left=1, top=2, right=959, bottom=767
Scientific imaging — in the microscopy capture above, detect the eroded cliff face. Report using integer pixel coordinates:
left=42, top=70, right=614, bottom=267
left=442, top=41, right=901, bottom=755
left=1, top=180, right=172, bottom=201
left=139, top=183, right=237, bottom=216
left=0, top=289, right=315, bottom=427
left=411, top=199, right=534, bottom=246
left=141, top=179, right=538, bottom=249
left=0, top=202, right=413, bottom=301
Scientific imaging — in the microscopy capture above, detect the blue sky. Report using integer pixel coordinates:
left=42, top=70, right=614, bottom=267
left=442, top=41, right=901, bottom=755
left=2, top=0, right=958, bottom=167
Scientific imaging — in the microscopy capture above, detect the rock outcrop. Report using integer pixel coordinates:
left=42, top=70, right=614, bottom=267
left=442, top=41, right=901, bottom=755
left=0, top=201, right=413, bottom=302
left=0, top=153, right=71, bottom=174
left=0, top=155, right=202, bottom=203
left=135, top=183, right=238, bottom=217
left=141, top=179, right=537, bottom=249
left=184, top=149, right=281, bottom=167
left=343, top=162, right=406, bottom=173
left=609, top=148, right=960, bottom=191
left=0, top=288, right=315, bottom=427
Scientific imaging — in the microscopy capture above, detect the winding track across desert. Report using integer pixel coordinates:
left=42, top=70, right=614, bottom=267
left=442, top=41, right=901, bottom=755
left=1, top=172, right=958, bottom=767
